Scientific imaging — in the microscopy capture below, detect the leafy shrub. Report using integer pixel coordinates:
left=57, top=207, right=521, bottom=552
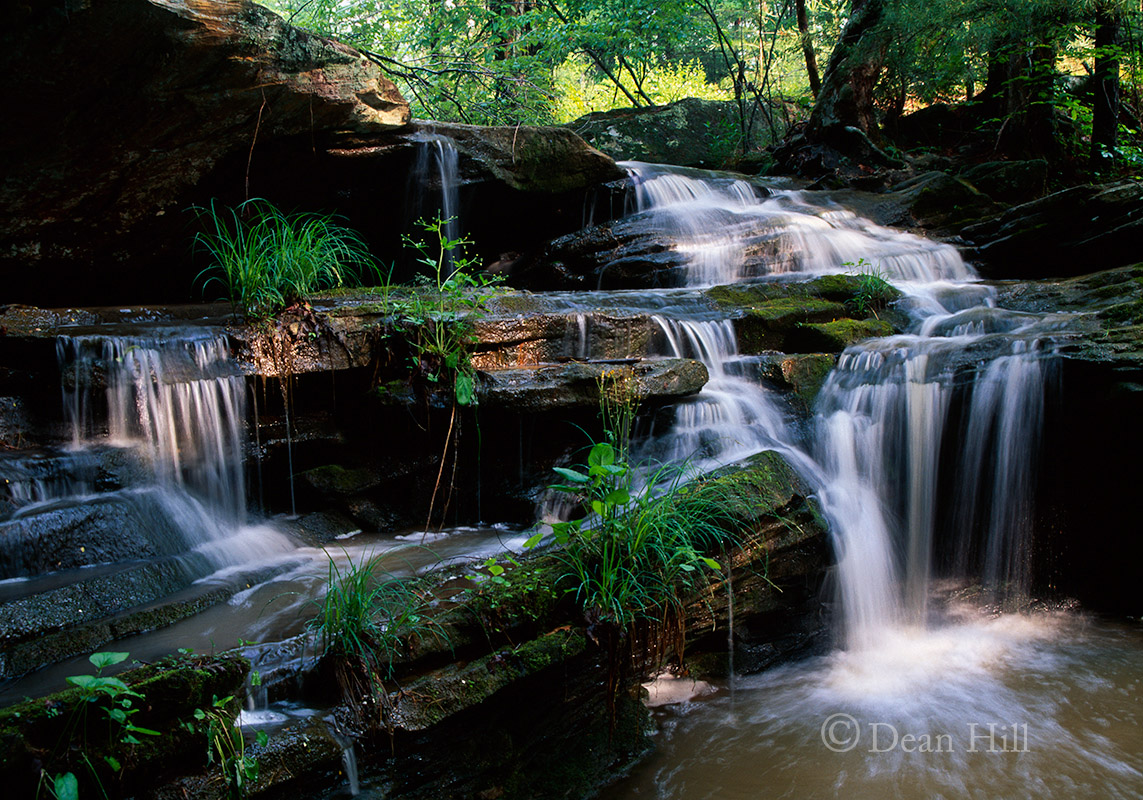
left=392, top=214, right=502, bottom=406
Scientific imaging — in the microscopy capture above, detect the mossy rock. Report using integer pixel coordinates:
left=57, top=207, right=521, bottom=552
left=708, top=276, right=901, bottom=353
left=760, top=353, right=838, bottom=410
left=790, top=318, right=896, bottom=352
left=299, top=464, right=382, bottom=497
left=0, top=653, right=249, bottom=797
left=389, top=628, right=588, bottom=731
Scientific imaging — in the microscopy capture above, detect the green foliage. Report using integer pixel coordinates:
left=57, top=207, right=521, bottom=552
left=844, top=259, right=895, bottom=319
left=311, top=550, right=448, bottom=685
left=38, top=772, right=78, bottom=800
left=193, top=198, right=384, bottom=320
left=260, top=0, right=838, bottom=125
left=390, top=214, right=501, bottom=405
left=66, top=652, right=160, bottom=749
left=182, top=695, right=267, bottom=800
left=526, top=369, right=741, bottom=629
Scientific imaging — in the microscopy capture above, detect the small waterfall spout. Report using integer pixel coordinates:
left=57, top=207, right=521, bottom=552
left=57, top=332, right=247, bottom=518
left=50, top=329, right=294, bottom=575
left=411, top=133, right=461, bottom=253
left=637, top=316, right=802, bottom=477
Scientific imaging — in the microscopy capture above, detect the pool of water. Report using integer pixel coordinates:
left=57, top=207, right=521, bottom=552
left=604, top=602, right=1143, bottom=800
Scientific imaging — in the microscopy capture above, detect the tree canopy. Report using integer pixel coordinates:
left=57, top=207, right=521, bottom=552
left=263, top=0, right=1143, bottom=176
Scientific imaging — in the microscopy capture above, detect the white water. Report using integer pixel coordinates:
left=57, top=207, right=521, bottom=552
left=624, top=161, right=971, bottom=287
left=619, top=162, right=1071, bottom=649
left=591, top=164, right=1143, bottom=799
left=49, top=331, right=294, bottom=573
left=411, top=133, right=462, bottom=255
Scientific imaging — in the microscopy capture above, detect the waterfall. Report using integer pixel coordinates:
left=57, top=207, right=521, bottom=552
left=48, top=330, right=293, bottom=574
left=623, top=161, right=972, bottom=286
left=57, top=332, right=247, bottom=518
left=411, top=133, right=461, bottom=254
left=637, top=316, right=806, bottom=478
left=620, top=163, right=1062, bottom=651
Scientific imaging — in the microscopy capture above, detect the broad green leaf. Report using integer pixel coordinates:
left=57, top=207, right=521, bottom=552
left=552, top=467, right=589, bottom=484
left=523, top=531, right=544, bottom=549
left=89, top=651, right=130, bottom=669
left=701, top=557, right=722, bottom=571
left=256, top=730, right=269, bottom=747
left=454, top=372, right=475, bottom=406
left=54, top=773, right=79, bottom=800
left=604, top=489, right=630, bottom=505
left=587, top=442, right=615, bottom=467
left=67, top=675, right=97, bottom=689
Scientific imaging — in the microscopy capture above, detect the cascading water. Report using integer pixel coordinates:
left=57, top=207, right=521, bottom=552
left=410, top=132, right=461, bottom=255
left=45, top=330, right=293, bottom=574
left=58, top=333, right=246, bottom=517
left=603, top=165, right=1142, bottom=800
left=624, top=161, right=971, bottom=287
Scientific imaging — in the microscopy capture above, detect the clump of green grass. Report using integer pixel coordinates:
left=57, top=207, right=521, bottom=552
left=310, top=550, right=447, bottom=713
left=193, top=198, right=386, bottom=320
left=845, top=257, right=896, bottom=319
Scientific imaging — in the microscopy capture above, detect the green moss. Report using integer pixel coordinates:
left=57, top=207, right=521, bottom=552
left=299, top=464, right=377, bottom=496
left=707, top=274, right=901, bottom=309
left=1102, top=300, right=1143, bottom=325
left=709, top=277, right=901, bottom=354
left=778, top=353, right=838, bottom=409
left=691, top=451, right=807, bottom=522
left=792, top=318, right=896, bottom=352
left=392, top=628, right=587, bottom=731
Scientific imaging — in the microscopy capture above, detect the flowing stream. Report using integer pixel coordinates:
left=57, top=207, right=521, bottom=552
left=601, top=164, right=1143, bottom=798
left=2, top=158, right=1139, bottom=797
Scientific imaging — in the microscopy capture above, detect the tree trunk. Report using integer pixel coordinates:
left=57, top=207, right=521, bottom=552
left=795, top=0, right=821, bottom=97
left=980, top=39, right=1060, bottom=158
left=806, top=0, right=887, bottom=139
left=1092, top=1, right=1121, bottom=168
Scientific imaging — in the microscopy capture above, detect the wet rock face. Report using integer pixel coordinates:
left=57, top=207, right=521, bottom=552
left=478, top=358, right=709, bottom=413
left=962, top=181, right=1143, bottom=279
left=2, top=0, right=409, bottom=306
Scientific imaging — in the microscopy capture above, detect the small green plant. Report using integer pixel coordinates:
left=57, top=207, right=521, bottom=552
left=66, top=651, right=160, bottom=750
left=182, top=695, right=266, bottom=800
left=34, top=652, right=161, bottom=799
left=393, top=214, right=502, bottom=406
left=193, top=198, right=385, bottom=320
left=37, top=772, right=78, bottom=800
left=525, top=369, right=737, bottom=630
left=311, top=550, right=449, bottom=705
left=845, top=258, right=895, bottom=319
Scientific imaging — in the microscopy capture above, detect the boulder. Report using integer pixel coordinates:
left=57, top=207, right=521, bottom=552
left=568, top=97, right=786, bottom=169
left=958, top=160, right=1049, bottom=205
left=873, top=171, right=1000, bottom=230
left=477, top=358, right=709, bottom=413
left=705, top=275, right=904, bottom=353
left=1, top=0, right=409, bottom=306
left=962, top=181, right=1143, bottom=278
left=407, top=121, right=626, bottom=194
